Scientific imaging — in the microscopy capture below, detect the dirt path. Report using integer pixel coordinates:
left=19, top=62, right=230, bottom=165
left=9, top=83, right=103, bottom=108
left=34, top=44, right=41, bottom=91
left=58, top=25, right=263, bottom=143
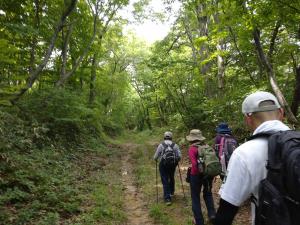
left=118, top=140, right=250, bottom=225
left=120, top=143, right=154, bottom=225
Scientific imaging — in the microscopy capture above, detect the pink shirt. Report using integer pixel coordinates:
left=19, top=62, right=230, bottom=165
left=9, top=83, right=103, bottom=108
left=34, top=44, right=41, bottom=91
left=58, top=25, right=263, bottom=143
left=188, top=145, right=199, bottom=175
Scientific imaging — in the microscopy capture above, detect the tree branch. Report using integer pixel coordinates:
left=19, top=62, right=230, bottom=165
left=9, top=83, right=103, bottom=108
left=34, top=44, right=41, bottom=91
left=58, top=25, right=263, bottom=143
left=275, top=0, right=300, bottom=13
left=268, top=21, right=281, bottom=62
left=228, top=26, right=258, bottom=86
left=11, top=0, right=78, bottom=103
left=56, top=2, right=119, bottom=86
left=253, top=27, right=298, bottom=124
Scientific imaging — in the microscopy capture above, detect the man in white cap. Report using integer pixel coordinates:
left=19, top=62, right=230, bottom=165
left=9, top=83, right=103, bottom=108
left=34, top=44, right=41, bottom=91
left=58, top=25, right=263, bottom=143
left=214, top=91, right=290, bottom=225
left=154, top=131, right=181, bottom=205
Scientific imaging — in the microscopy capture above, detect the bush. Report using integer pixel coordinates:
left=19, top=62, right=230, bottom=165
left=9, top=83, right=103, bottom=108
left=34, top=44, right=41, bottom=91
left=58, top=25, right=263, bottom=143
left=17, top=88, right=105, bottom=146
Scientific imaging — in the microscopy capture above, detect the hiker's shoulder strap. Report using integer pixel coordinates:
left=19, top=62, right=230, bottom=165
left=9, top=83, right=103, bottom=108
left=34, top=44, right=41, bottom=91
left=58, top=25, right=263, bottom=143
left=197, top=144, right=210, bottom=154
left=247, top=132, right=275, bottom=141
left=219, top=133, right=232, bottom=138
left=161, top=142, right=168, bottom=151
left=161, top=142, right=175, bottom=152
left=162, top=141, right=174, bottom=147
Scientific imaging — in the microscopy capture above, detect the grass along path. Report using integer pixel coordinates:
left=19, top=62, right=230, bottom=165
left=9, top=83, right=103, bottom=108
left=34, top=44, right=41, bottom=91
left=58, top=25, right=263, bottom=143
left=120, top=143, right=154, bottom=225
left=63, top=145, right=126, bottom=225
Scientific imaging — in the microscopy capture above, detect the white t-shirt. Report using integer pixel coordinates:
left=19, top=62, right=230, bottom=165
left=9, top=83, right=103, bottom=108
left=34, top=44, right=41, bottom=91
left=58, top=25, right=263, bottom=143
left=219, top=120, right=290, bottom=224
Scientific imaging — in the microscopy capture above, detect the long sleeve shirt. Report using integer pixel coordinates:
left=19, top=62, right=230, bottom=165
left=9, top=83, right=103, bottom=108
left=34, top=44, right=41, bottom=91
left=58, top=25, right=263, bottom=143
left=188, top=145, right=199, bottom=175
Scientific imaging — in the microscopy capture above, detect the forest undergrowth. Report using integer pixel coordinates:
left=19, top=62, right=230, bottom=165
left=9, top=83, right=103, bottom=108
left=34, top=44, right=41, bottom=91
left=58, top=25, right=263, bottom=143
left=0, top=103, right=126, bottom=225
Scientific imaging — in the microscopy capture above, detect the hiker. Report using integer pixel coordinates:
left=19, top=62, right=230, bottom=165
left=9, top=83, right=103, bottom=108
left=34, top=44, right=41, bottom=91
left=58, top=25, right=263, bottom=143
left=214, top=91, right=299, bottom=225
left=154, top=131, right=181, bottom=205
left=214, top=122, right=238, bottom=180
left=187, top=129, right=216, bottom=225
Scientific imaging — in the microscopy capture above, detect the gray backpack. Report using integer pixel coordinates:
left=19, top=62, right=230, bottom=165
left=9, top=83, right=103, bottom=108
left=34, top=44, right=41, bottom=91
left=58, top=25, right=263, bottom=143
left=161, top=142, right=178, bottom=167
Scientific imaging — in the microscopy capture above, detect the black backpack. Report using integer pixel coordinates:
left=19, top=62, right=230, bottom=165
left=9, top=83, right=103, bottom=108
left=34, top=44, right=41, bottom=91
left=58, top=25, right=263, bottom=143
left=161, top=142, right=178, bottom=167
left=249, top=130, right=300, bottom=225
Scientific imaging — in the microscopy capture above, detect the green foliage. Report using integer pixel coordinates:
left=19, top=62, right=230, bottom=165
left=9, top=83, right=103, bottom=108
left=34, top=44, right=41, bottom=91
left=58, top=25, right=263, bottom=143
left=0, top=0, right=299, bottom=223
left=124, top=0, right=300, bottom=135
left=0, top=146, right=82, bottom=224
left=0, top=105, right=124, bottom=224
left=18, top=88, right=104, bottom=145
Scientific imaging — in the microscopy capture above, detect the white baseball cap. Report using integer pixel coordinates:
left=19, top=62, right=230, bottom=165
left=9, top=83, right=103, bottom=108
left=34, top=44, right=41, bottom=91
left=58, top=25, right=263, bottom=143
left=242, top=91, right=281, bottom=114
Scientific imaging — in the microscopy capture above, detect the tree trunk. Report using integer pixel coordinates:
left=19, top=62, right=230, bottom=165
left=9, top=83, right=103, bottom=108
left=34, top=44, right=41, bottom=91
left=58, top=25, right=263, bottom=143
left=195, top=2, right=210, bottom=75
left=253, top=28, right=298, bottom=124
left=216, top=43, right=225, bottom=89
left=56, top=3, right=99, bottom=87
left=89, top=53, right=97, bottom=104
left=291, top=66, right=300, bottom=116
left=56, top=2, right=119, bottom=87
left=60, top=23, right=73, bottom=80
left=228, top=26, right=258, bottom=86
left=11, top=0, right=78, bottom=103
left=157, top=99, right=168, bottom=126
left=29, top=0, right=40, bottom=74
left=161, top=80, right=189, bottom=127
left=182, top=16, right=198, bottom=66
left=213, top=8, right=225, bottom=89
left=268, top=21, right=281, bottom=63
left=132, top=80, right=152, bottom=130
left=145, top=107, right=152, bottom=130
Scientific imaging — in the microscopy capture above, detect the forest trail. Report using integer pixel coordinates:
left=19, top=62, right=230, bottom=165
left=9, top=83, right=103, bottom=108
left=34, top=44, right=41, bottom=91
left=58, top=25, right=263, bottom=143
left=120, top=137, right=251, bottom=225
left=120, top=143, right=154, bottom=225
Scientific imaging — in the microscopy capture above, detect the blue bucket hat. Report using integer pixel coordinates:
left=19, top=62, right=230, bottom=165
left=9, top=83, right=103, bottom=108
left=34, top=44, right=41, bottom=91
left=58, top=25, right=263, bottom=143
left=216, top=122, right=232, bottom=134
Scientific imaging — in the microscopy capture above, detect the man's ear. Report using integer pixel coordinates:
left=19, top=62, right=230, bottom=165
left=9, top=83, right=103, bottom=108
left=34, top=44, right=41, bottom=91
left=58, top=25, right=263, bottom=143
left=244, top=115, right=251, bottom=127
left=244, top=114, right=255, bottom=130
left=278, top=108, right=284, bottom=121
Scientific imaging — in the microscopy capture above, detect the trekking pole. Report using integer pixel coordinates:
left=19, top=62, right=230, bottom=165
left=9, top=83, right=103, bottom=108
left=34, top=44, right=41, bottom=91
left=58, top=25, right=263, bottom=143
left=156, top=161, right=158, bottom=203
left=177, top=163, right=186, bottom=201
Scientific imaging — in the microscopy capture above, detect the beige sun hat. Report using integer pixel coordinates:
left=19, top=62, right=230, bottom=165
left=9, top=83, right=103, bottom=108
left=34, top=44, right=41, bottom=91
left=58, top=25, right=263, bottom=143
left=186, top=129, right=206, bottom=142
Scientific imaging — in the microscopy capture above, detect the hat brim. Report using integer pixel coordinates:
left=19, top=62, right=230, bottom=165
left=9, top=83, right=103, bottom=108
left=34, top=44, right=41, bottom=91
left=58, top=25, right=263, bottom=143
left=216, top=128, right=231, bottom=133
left=186, top=135, right=206, bottom=142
